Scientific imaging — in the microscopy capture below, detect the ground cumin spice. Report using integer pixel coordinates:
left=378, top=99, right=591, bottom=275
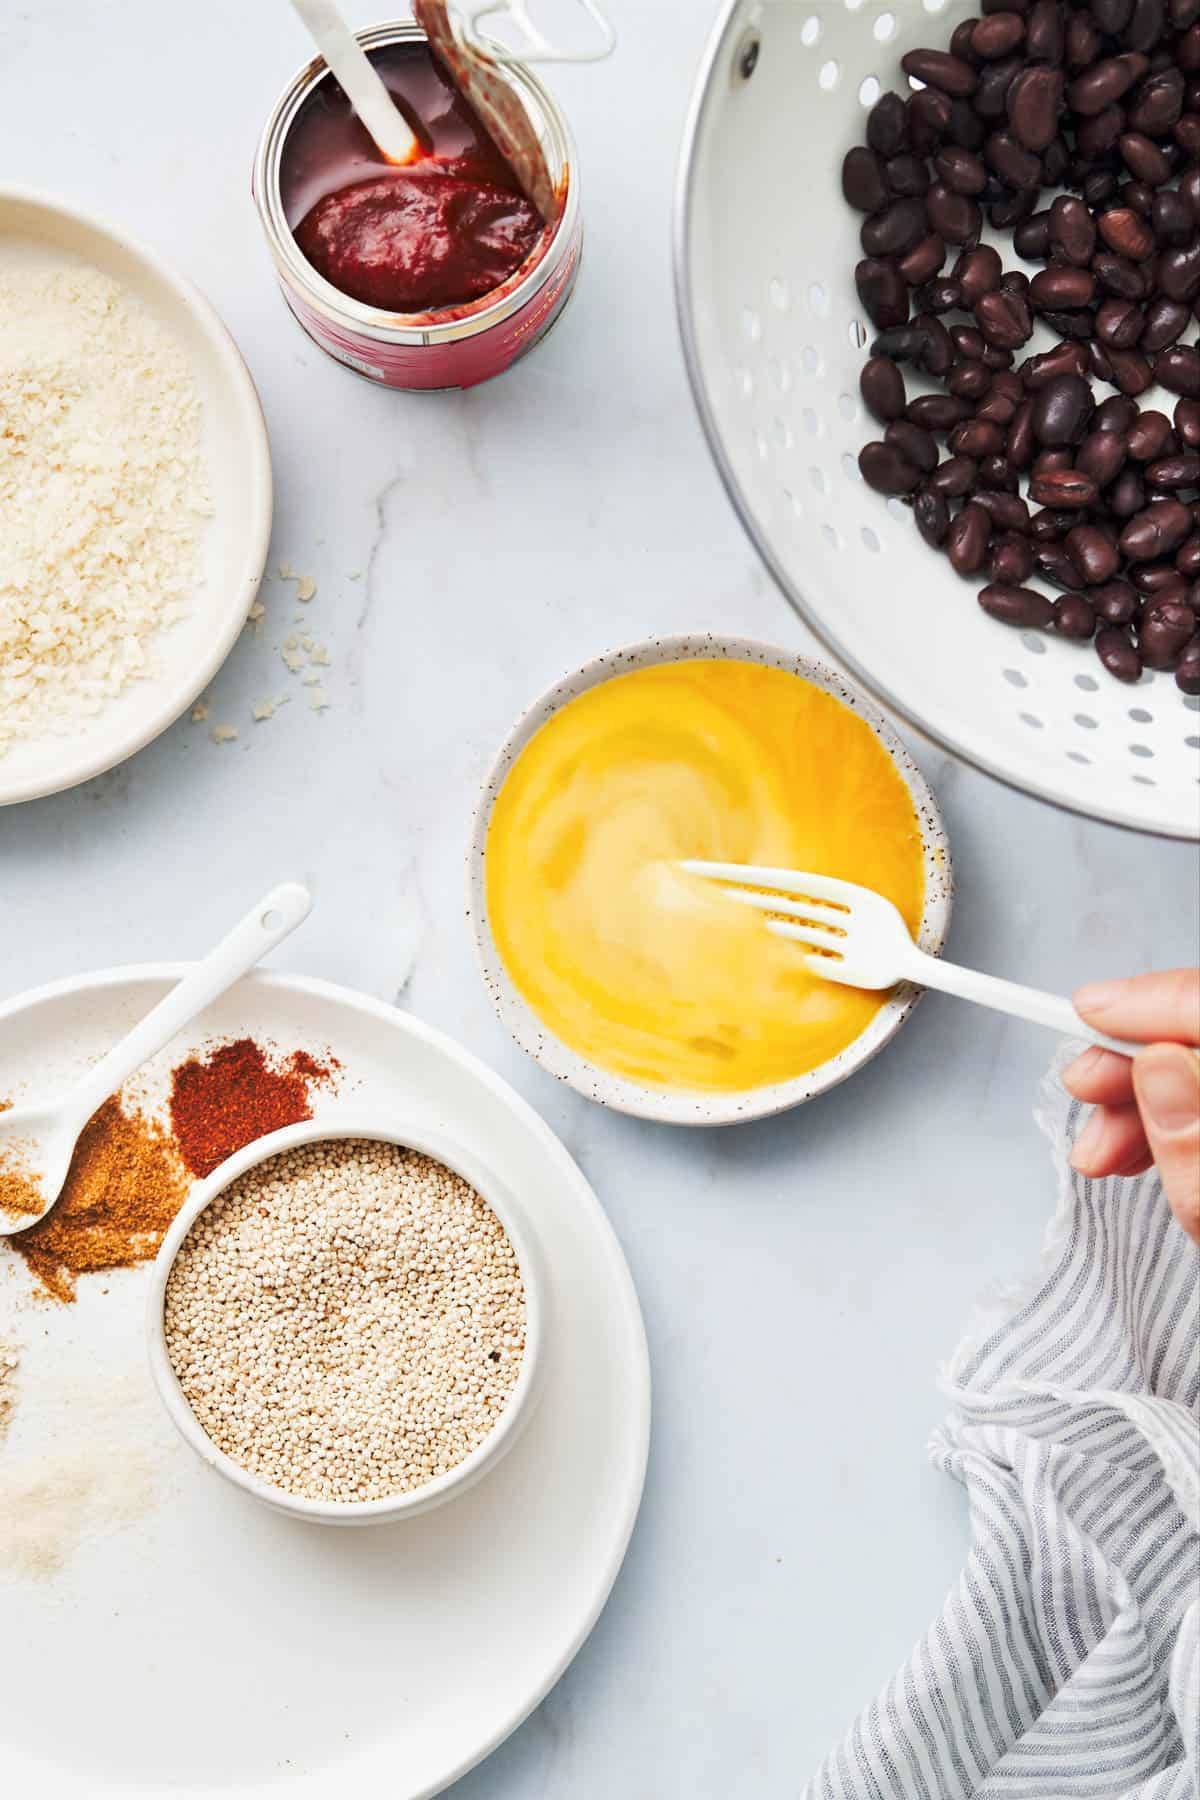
left=168, top=1038, right=338, bottom=1178
left=0, top=1101, right=43, bottom=1219
left=12, top=1098, right=189, bottom=1303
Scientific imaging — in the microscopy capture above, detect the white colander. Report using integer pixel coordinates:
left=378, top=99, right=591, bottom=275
left=675, top=0, right=1200, bottom=841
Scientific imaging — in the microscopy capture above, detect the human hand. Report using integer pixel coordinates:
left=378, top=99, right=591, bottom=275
left=1063, top=970, right=1200, bottom=1245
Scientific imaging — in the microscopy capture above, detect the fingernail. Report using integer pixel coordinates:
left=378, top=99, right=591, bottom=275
left=1074, top=980, right=1120, bottom=1015
left=1071, top=1109, right=1105, bottom=1168
left=1135, top=1048, right=1200, bottom=1136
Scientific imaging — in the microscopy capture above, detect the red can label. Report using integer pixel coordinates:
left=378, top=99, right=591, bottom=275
left=282, top=232, right=580, bottom=391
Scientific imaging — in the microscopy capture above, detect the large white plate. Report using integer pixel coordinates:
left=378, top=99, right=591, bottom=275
left=0, top=966, right=650, bottom=1799
left=0, top=188, right=273, bottom=807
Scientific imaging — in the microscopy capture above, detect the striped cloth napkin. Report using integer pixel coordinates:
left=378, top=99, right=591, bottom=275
left=806, top=1066, right=1199, bottom=1799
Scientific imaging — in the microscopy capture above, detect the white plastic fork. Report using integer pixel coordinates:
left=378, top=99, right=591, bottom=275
left=682, top=861, right=1143, bottom=1058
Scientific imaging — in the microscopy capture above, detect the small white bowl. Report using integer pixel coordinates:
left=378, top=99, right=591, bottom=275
left=468, top=634, right=953, bottom=1126
left=147, top=1118, right=545, bottom=1527
left=0, top=186, right=272, bottom=806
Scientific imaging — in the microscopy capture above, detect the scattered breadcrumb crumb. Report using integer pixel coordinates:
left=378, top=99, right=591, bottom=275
left=349, top=571, right=362, bottom=581
left=190, top=698, right=210, bottom=724
left=210, top=723, right=238, bottom=744
left=301, top=669, right=321, bottom=687
left=277, top=561, right=295, bottom=579
left=295, top=577, right=316, bottom=602
left=307, top=685, right=330, bottom=712
left=310, top=644, right=330, bottom=667
left=246, top=599, right=266, bottom=636
left=281, top=645, right=307, bottom=673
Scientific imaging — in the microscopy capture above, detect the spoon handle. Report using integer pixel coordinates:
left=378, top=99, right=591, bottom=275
left=68, top=883, right=312, bottom=1123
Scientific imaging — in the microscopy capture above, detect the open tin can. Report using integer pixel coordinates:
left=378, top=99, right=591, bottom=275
left=252, top=17, right=583, bottom=391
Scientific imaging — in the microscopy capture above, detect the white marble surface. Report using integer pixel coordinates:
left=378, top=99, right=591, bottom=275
left=1, top=3, right=1197, bottom=1795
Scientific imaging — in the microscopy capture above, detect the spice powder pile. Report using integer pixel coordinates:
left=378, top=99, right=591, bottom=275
left=8, top=1038, right=338, bottom=1302
left=163, top=1140, right=526, bottom=1504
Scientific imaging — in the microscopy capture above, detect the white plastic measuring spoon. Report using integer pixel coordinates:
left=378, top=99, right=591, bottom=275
left=289, top=0, right=419, bottom=165
left=0, top=882, right=313, bottom=1236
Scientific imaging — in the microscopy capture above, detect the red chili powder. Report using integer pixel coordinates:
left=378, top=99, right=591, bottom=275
left=169, top=1039, right=339, bottom=1178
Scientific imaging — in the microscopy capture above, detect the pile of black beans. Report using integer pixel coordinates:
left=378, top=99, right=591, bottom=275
left=844, top=0, right=1200, bottom=692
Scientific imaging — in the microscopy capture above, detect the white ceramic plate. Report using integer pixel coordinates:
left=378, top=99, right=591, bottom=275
left=0, top=967, right=649, bottom=1800
left=0, top=188, right=273, bottom=807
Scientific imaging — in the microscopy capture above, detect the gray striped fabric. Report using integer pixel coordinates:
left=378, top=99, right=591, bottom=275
left=807, top=1070, right=1200, bottom=1799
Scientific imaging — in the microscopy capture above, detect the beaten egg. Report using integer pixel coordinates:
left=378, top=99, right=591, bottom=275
left=485, top=659, right=927, bottom=1094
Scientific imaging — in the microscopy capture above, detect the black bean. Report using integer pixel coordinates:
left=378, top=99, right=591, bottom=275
left=867, top=91, right=909, bottom=157
left=1053, top=593, right=1097, bottom=637
left=1175, top=398, right=1200, bottom=449
left=1029, top=468, right=1099, bottom=508
left=954, top=244, right=1003, bottom=304
left=1125, top=0, right=1166, bottom=52
left=934, top=146, right=988, bottom=194
left=1126, top=67, right=1184, bottom=134
left=1097, top=207, right=1156, bottom=261
left=1095, top=627, right=1143, bottom=680
left=871, top=324, right=933, bottom=364
left=1095, top=298, right=1145, bottom=348
left=1119, top=499, right=1193, bottom=560
left=1152, top=191, right=1194, bottom=248
left=928, top=454, right=979, bottom=496
left=1110, top=467, right=1147, bottom=516
left=925, top=183, right=983, bottom=244
left=1020, top=342, right=1090, bottom=388
left=898, top=233, right=948, bottom=285
left=1066, top=524, right=1120, bottom=583
left=947, top=501, right=993, bottom=573
left=1006, top=64, right=1064, bottom=149
left=1176, top=639, right=1200, bottom=695
left=1141, top=297, right=1191, bottom=353
left=1031, top=374, right=1094, bottom=447
left=1068, top=55, right=1146, bottom=116
left=909, top=86, right=954, bottom=149
left=1127, top=410, right=1173, bottom=460
left=1159, top=244, right=1200, bottom=304
left=1029, top=266, right=1096, bottom=310
left=901, top=49, right=979, bottom=97
left=860, top=355, right=907, bottom=423
left=973, top=12, right=1026, bottom=56
left=1036, top=541, right=1085, bottom=586
left=1091, top=580, right=1138, bottom=623
left=1155, top=347, right=1200, bottom=398
left=979, top=583, right=1055, bottom=626
left=1013, top=210, right=1052, bottom=258
left=859, top=440, right=922, bottom=495
left=975, top=287, right=1033, bottom=348
left=949, top=418, right=1007, bottom=458
left=990, top=532, right=1035, bottom=582
left=1077, top=104, right=1125, bottom=160
left=1007, top=398, right=1037, bottom=469
left=1076, top=428, right=1128, bottom=487
left=1026, top=0, right=1065, bottom=62
left=886, top=419, right=940, bottom=473
left=912, top=274, right=962, bottom=311
left=1145, top=456, right=1200, bottom=490
left=856, top=258, right=910, bottom=329
left=1065, top=11, right=1103, bottom=64
left=1118, top=132, right=1172, bottom=185
left=913, top=486, right=951, bottom=546
left=1106, top=347, right=1155, bottom=396
left=862, top=197, right=929, bottom=258
left=1094, top=395, right=1139, bottom=432
left=985, top=129, right=1042, bottom=188
left=948, top=358, right=993, bottom=399
left=1093, top=253, right=1150, bottom=301
left=906, top=394, right=974, bottom=431
left=1139, top=599, right=1196, bottom=667
left=1048, top=195, right=1096, bottom=266
left=974, top=490, right=1031, bottom=532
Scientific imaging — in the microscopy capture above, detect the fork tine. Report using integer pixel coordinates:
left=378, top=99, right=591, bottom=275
left=680, top=860, right=860, bottom=908
left=717, top=887, right=848, bottom=928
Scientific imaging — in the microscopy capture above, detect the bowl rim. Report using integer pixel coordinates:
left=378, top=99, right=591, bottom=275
left=467, top=632, right=953, bottom=1126
left=671, top=0, right=1193, bottom=845
left=147, top=1116, right=544, bottom=1525
left=0, top=183, right=273, bottom=808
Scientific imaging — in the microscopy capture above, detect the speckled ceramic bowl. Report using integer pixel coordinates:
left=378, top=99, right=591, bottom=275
left=468, top=635, right=953, bottom=1126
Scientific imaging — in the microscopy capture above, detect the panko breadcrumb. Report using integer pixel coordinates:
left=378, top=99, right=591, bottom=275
left=0, top=244, right=210, bottom=756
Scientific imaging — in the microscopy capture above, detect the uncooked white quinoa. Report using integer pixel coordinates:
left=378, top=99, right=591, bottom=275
left=163, top=1140, right=526, bottom=1504
left=0, top=242, right=210, bottom=755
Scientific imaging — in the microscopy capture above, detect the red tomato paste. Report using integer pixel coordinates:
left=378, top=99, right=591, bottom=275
left=282, top=42, right=544, bottom=314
